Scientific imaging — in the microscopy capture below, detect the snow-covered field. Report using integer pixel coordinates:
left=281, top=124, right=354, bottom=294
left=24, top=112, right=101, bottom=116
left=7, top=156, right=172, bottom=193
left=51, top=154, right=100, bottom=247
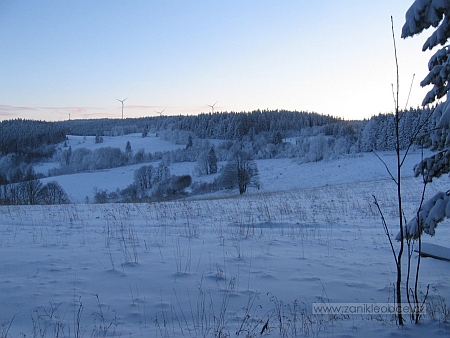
left=64, top=133, right=186, bottom=154
left=37, top=132, right=437, bottom=204
left=38, top=152, right=432, bottom=204
left=2, top=136, right=450, bottom=337
left=35, top=133, right=186, bottom=181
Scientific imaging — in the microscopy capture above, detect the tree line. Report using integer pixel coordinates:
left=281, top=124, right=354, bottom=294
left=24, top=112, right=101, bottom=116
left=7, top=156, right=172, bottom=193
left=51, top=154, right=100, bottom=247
left=51, top=110, right=340, bottom=139
left=0, top=108, right=433, bottom=163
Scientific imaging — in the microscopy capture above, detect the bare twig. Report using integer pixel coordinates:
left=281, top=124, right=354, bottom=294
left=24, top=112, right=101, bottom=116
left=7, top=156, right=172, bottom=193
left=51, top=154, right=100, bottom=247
left=392, top=15, right=404, bottom=325
left=372, top=150, right=398, bottom=184
left=373, top=195, right=399, bottom=266
left=404, top=74, right=415, bottom=110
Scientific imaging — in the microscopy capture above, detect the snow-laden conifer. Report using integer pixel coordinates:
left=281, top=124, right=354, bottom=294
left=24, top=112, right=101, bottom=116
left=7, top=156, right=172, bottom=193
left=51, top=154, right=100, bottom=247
left=401, top=0, right=450, bottom=238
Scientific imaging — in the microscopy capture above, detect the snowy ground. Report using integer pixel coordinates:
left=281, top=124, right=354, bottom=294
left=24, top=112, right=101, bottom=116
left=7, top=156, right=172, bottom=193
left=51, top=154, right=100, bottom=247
left=42, top=148, right=435, bottom=204
left=64, top=133, right=186, bottom=154
left=2, top=139, right=450, bottom=336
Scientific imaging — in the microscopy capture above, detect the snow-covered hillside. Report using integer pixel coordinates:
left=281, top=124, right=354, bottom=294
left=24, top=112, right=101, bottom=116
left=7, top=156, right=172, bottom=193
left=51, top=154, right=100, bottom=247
left=63, top=133, right=185, bottom=153
left=39, top=132, right=436, bottom=203
left=34, top=133, right=185, bottom=175
left=1, top=143, right=450, bottom=337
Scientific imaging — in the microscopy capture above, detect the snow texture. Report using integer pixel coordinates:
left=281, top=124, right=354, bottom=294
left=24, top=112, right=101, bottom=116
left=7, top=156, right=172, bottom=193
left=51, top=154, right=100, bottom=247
left=417, top=242, right=450, bottom=260
left=1, top=151, right=450, bottom=337
left=402, top=0, right=450, bottom=49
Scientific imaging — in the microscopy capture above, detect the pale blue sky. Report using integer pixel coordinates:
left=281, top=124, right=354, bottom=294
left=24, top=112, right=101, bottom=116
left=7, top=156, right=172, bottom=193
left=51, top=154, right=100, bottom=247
left=0, top=1, right=433, bottom=121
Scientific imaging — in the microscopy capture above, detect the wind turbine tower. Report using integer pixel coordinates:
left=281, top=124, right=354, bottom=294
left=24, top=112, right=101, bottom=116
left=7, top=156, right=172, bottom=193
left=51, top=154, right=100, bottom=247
left=206, top=101, right=218, bottom=113
left=62, top=110, right=73, bottom=121
left=117, top=97, right=128, bottom=119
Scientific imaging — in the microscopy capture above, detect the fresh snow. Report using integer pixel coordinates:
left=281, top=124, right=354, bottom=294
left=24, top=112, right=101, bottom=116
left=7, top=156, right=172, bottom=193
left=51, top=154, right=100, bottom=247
left=65, top=133, right=186, bottom=153
left=43, top=149, right=438, bottom=204
left=34, top=133, right=186, bottom=177
left=417, top=243, right=450, bottom=262
left=2, top=135, right=450, bottom=337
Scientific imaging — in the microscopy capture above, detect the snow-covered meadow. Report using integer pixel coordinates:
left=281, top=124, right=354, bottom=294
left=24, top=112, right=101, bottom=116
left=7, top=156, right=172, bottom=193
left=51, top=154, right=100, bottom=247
left=36, top=133, right=444, bottom=204
left=2, top=134, right=450, bottom=337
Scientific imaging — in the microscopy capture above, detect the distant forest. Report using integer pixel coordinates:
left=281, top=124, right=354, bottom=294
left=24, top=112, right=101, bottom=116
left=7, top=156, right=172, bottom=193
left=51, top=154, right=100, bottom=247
left=0, top=110, right=339, bottom=157
left=57, top=110, right=340, bottom=138
left=0, top=108, right=435, bottom=182
left=0, top=108, right=434, bottom=154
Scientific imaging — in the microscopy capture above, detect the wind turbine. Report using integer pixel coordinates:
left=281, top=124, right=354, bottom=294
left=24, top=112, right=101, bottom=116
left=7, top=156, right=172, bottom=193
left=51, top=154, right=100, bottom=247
left=117, top=97, right=127, bottom=119
left=154, top=108, right=165, bottom=116
left=206, top=101, right=217, bottom=113
left=61, top=110, right=73, bottom=121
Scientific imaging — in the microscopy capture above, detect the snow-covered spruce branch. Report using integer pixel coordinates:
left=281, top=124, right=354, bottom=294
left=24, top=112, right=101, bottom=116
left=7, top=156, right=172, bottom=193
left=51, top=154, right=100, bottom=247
left=399, top=0, right=450, bottom=244
left=396, top=190, right=450, bottom=240
left=413, top=148, right=450, bottom=182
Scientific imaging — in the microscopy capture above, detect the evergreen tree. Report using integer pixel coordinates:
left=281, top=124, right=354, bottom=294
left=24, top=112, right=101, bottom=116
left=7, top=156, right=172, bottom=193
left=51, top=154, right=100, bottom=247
left=142, top=126, right=149, bottom=138
left=63, top=146, right=72, bottom=166
left=272, top=131, right=283, bottom=145
left=186, top=135, right=193, bottom=149
left=401, top=1, right=450, bottom=238
left=208, top=147, right=218, bottom=174
left=95, top=134, right=104, bottom=144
